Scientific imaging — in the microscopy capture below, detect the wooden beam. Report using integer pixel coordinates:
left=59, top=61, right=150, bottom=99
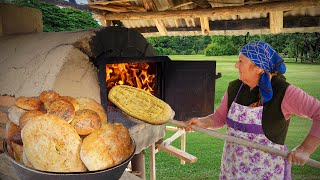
left=166, top=126, right=179, bottom=131
left=180, top=130, right=186, bottom=165
left=157, top=143, right=198, bottom=164
left=162, top=129, right=185, bottom=146
left=154, top=19, right=167, bottom=36
left=192, top=0, right=211, bottom=8
left=103, top=0, right=320, bottom=20
left=270, top=11, right=283, bottom=34
left=173, top=18, right=180, bottom=28
left=167, top=2, right=193, bottom=10
left=148, top=143, right=156, bottom=180
left=141, top=27, right=320, bottom=37
left=143, top=0, right=158, bottom=11
left=200, top=16, right=210, bottom=35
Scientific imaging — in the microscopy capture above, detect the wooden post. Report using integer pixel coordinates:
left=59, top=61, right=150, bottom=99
left=149, top=143, right=156, bottom=180
left=180, top=129, right=186, bottom=165
left=270, top=11, right=283, bottom=34
left=154, top=19, right=167, bottom=36
left=131, top=151, right=146, bottom=179
left=200, top=16, right=210, bottom=35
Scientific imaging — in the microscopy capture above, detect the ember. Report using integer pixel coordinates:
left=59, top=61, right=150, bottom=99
left=106, top=63, right=156, bottom=95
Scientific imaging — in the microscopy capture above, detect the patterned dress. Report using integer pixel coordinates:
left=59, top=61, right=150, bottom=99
left=219, top=84, right=291, bottom=180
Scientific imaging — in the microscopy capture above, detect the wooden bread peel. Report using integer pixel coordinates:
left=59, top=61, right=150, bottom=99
left=108, top=85, right=320, bottom=168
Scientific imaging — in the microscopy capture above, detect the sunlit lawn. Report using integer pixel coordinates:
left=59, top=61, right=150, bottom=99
left=144, top=55, right=320, bottom=179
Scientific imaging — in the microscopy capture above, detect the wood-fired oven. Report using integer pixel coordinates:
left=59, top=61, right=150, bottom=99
left=97, top=55, right=220, bottom=126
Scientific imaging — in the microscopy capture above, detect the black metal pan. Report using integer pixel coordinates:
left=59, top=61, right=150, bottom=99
left=3, top=138, right=136, bottom=180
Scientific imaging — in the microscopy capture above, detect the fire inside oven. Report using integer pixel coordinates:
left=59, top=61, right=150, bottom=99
left=98, top=56, right=169, bottom=127
left=106, top=62, right=158, bottom=97
left=98, top=56, right=218, bottom=127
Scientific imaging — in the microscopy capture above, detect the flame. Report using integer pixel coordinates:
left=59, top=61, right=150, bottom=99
left=106, top=63, right=155, bottom=94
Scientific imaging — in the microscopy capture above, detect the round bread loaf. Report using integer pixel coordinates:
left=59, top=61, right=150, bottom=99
left=5, top=121, right=22, bottom=145
left=39, top=90, right=61, bottom=110
left=8, top=106, right=26, bottom=126
left=77, top=97, right=107, bottom=123
left=47, top=99, right=75, bottom=123
left=15, top=97, right=43, bottom=111
left=19, top=110, right=44, bottom=129
left=11, top=142, right=23, bottom=164
left=22, top=148, right=33, bottom=168
left=21, top=114, right=87, bottom=172
left=71, top=109, right=101, bottom=135
left=58, top=96, right=80, bottom=111
left=80, top=123, right=134, bottom=171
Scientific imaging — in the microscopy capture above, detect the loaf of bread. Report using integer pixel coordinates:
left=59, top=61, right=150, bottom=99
left=47, top=99, right=75, bottom=123
left=39, top=90, right=61, bottom=110
left=19, top=110, right=44, bottom=129
left=71, top=109, right=101, bottom=135
left=108, top=85, right=173, bottom=125
left=77, top=97, right=107, bottom=123
left=21, top=114, right=87, bottom=172
left=5, top=121, right=22, bottom=145
left=8, top=106, right=26, bottom=126
left=80, top=123, right=134, bottom=171
left=15, top=97, right=43, bottom=111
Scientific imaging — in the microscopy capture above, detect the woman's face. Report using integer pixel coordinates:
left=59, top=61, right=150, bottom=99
left=235, top=53, right=261, bottom=85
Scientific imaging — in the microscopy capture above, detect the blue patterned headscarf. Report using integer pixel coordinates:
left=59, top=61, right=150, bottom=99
left=240, top=41, right=286, bottom=104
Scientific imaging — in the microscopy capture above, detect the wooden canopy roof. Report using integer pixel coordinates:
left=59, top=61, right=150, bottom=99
left=87, top=0, right=320, bottom=37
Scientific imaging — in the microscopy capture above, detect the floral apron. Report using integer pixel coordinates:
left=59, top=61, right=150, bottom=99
left=220, top=84, right=291, bottom=180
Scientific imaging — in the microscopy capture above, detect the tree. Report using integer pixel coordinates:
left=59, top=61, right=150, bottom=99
left=5, top=0, right=101, bottom=32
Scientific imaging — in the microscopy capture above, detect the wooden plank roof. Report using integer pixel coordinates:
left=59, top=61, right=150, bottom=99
left=86, top=0, right=320, bottom=36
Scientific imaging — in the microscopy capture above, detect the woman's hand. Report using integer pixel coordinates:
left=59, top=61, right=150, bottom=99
left=287, top=146, right=310, bottom=166
left=184, top=117, right=213, bottom=131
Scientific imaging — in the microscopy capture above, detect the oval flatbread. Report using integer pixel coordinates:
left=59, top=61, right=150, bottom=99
left=58, top=96, right=80, bottom=111
left=80, top=123, right=134, bottom=171
left=8, top=106, right=26, bottom=126
left=39, top=90, right=60, bottom=110
left=19, top=110, right=44, bottom=129
left=5, top=121, right=22, bottom=145
left=108, top=85, right=172, bottom=125
left=47, top=99, right=75, bottom=123
left=15, top=97, right=43, bottom=111
left=71, top=109, right=101, bottom=136
left=21, top=114, right=86, bottom=172
left=77, top=97, right=107, bottom=124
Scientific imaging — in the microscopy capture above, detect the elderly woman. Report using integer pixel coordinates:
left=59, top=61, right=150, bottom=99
left=185, top=41, right=320, bottom=179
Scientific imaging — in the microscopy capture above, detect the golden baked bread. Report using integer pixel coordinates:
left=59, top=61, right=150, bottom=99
left=108, top=85, right=173, bottom=125
left=8, top=106, right=26, bottom=126
left=80, top=123, right=134, bottom=171
left=39, top=90, right=61, bottom=110
left=5, top=121, right=22, bottom=145
left=58, top=96, right=80, bottom=111
left=19, top=110, right=44, bottom=129
left=22, top=149, right=33, bottom=168
left=47, top=99, right=75, bottom=123
left=77, top=97, right=107, bottom=124
left=21, top=114, right=87, bottom=172
left=15, top=97, right=43, bottom=111
left=71, top=109, right=102, bottom=135
left=11, top=142, right=23, bottom=164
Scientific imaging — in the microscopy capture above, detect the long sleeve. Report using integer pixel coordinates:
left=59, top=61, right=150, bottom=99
left=281, top=85, right=320, bottom=138
left=208, top=90, right=228, bottom=129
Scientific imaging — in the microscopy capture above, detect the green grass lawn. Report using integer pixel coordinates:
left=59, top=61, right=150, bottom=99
left=144, top=55, right=320, bottom=179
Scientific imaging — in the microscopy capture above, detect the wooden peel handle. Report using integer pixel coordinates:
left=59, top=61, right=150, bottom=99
left=168, top=119, right=320, bottom=169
